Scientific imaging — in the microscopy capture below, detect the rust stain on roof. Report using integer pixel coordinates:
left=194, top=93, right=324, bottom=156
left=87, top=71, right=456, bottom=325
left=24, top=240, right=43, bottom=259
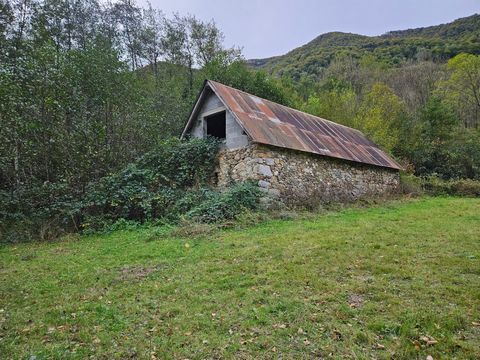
left=186, top=80, right=401, bottom=170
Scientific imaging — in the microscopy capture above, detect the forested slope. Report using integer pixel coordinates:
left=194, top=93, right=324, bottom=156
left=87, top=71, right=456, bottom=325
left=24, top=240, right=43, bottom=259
left=248, top=14, right=480, bottom=79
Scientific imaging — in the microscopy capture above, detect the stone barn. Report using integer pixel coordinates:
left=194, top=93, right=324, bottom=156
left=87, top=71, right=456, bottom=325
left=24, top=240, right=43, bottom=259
left=181, top=80, right=401, bottom=205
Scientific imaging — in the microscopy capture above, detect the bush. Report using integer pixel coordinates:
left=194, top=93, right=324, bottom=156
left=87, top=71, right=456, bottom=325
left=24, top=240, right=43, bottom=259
left=82, top=137, right=222, bottom=225
left=399, top=173, right=480, bottom=197
left=422, top=177, right=480, bottom=197
left=399, top=172, right=424, bottom=196
left=187, top=182, right=262, bottom=223
left=0, top=182, right=83, bottom=243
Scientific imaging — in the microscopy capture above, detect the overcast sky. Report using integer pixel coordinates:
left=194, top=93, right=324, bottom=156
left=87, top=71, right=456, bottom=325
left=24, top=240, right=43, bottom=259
left=139, top=0, right=479, bottom=59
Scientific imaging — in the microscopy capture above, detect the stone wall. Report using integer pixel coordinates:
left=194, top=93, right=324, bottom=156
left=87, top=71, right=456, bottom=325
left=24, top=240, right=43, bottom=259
left=217, top=144, right=400, bottom=206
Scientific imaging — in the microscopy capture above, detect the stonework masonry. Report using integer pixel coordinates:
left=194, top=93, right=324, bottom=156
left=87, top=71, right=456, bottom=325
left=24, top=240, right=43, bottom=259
left=217, top=144, right=400, bottom=206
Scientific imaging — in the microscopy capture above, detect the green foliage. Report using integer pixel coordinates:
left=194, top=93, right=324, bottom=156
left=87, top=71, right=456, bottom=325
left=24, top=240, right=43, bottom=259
left=186, top=182, right=262, bottom=223
left=399, top=172, right=424, bottom=196
left=0, top=182, right=83, bottom=242
left=82, top=137, right=222, bottom=229
left=421, top=177, right=480, bottom=197
left=400, top=172, right=480, bottom=197
left=303, top=85, right=357, bottom=127
left=354, top=83, right=405, bottom=152
left=0, top=137, right=263, bottom=242
left=436, top=53, right=480, bottom=128
left=407, top=97, right=480, bottom=179
left=0, top=0, right=242, bottom=191
left=198, top=60, right=295, bottom=107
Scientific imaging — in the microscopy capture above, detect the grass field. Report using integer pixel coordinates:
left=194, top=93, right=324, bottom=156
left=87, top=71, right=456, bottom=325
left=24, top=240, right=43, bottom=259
left=1, top=197, right=479, bottom=359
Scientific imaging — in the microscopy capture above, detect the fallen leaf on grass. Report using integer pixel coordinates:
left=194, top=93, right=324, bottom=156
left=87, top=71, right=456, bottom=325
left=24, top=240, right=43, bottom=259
left=472, top=321, right=480, bottom=326
left=412, top=340, right=421, bottom=350
left=331, top=329, right=342, bottom=341
left=375, top=343, right=385, bottom=350
left=420, top=335, right=438, bottom=346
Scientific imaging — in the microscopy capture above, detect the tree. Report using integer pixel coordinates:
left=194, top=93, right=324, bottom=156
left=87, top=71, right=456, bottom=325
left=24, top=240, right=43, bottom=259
left=354, top=83, right=405, bottom=152
left=139, top=4, right=164, bottom=77
left=386, top=61, right=444, bottom=115
left=111, top=0, right=143, bottom=70
left=162, top=14, right=240, bottom=97
left=302, top=81, right=358, bottom=127
left=436, top=53, right=480, bottom=128
left=198, top=60, right=293, bottom=107
left=410, top=97, right=460, bottom=178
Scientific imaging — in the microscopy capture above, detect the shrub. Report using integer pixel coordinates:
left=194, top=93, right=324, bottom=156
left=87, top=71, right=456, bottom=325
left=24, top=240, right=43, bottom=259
left=0, top=182, right=83, bottom=243
left=0, top=137, right=265, bottom=243
left=422, top=177, right=480, bottom=197
left=80, top=137, right=222, bottom=228
left=82, top=137, right=222, bottom=225
left=451, top=179, right=480, bottom=196
left=137, top=137, right=221, bottom=188
left=399, top=172, right=424, bottom=196
left=187, top=182, right=262, bottom=223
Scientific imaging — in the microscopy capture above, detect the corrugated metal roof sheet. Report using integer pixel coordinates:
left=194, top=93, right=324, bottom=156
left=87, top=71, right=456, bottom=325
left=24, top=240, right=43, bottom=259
left=184, top=80, right=401, bottom=170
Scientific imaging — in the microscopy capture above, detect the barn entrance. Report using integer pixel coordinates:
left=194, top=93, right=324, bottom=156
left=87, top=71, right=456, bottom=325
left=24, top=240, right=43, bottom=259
left=205, top=111, right=226, bottom=139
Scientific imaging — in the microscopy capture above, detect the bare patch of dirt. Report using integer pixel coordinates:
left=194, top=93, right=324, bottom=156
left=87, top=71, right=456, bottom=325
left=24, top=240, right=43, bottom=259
left=348, top=293, right=365, bottom=309
left=118, top=264, right=164, bottom=282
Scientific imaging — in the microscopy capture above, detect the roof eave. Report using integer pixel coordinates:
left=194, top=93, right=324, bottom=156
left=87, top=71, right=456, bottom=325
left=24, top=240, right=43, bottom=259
left=180, top=79, right=210, bottom=139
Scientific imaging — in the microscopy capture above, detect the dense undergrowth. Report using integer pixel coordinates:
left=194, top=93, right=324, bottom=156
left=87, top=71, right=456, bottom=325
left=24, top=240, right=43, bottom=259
left=400, top=173, right=480, bottom=197
left=0, top=138, right=261, bottom=243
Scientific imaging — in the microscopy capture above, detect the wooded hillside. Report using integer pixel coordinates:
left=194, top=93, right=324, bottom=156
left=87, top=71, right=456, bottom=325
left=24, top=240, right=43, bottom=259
left=248, top=14, right=480, bottom=79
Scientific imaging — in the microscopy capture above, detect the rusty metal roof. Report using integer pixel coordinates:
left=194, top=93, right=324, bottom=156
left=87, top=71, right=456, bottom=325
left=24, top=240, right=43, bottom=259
left=184, top=80, right=401, bottom=170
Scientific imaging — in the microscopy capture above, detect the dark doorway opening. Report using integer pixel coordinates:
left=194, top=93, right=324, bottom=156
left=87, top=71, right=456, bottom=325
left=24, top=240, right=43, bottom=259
left=205, top=111, right=226, bottom=139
